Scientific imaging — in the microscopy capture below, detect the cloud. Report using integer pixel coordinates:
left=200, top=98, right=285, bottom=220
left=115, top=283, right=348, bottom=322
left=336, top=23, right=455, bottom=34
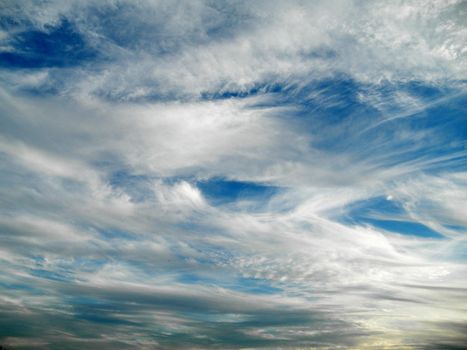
left=0, top=0, right=467, bottom=349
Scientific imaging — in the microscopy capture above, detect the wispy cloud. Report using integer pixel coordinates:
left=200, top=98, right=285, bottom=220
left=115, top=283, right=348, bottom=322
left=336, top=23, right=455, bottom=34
left=1, top=1, right=467, bottom=349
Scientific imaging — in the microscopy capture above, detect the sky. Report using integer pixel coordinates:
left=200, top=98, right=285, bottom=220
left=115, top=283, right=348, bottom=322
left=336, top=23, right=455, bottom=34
left=0, top=1, right=467, bottom=349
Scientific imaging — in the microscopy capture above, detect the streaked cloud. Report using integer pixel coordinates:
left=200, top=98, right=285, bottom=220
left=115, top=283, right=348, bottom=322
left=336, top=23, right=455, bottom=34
left=1, top=1, right=466, bottom=349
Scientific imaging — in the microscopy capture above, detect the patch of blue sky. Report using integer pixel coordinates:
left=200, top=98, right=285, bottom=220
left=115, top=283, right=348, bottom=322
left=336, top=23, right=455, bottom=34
left=361, top=218, right=443, bottom=239
left=344, top=196, right=406, bottom=217
left=389, top=92, right=467, bottom=173
left=297, top=76, right=364, bottom=115
left=442, top=224, right=467, bottom=233
left=245, top=76, right=382, bottom=150
left=196, top=178, right=279, bottom=206
left=0, top=19, right=97, bottom=69
left=402, top=93, right=467, bottom=131
left=269, top=78, right=467, bottom=175
left=340, top=196, right=443, bottom=239
left=372, top=84, right=466, bottom=134
left=403, top=81, right=452, bottom=99
left=247, top=77, right=464, bottom=145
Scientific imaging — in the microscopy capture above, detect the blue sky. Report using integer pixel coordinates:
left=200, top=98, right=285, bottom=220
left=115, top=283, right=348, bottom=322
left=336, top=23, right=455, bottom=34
left=1, top=1, right=467, bottom=349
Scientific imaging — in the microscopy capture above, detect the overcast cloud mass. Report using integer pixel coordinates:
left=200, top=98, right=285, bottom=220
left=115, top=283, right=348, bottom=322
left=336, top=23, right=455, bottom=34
left=1, top=1, right=467, bottom=349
